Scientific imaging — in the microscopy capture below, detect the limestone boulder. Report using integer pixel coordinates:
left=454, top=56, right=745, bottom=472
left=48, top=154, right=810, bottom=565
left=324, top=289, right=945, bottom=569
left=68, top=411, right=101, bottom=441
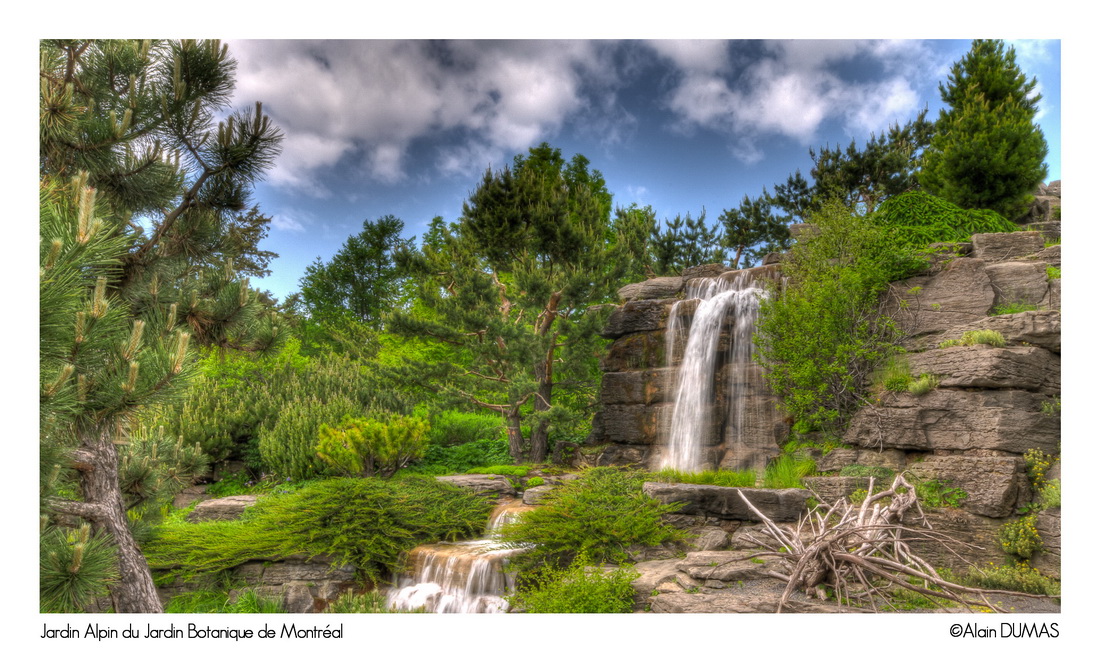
left=185, top=495, right=258, bottom=523
left=906, top=455, right=1028, bottom=518
left=843, top=388, right=1059, bottom=454
left=617, top=277, right=684, bottom=302
left=902, top=509, right=1010, bottom=573
left=522, top=484, right=554, bottom=506
left=928, top=310, right=1060, bottom=353
left=908, top=345, right=1060, bottom=394
left=889, top=258, right=995, bottom=336
left=593, top=443, right=651, bottom=468
left=818, top=447, right=907, bottom=473
left=686, top=526, right=731, bottom=551
left=601, top=299, right=676, bottom=339
left=682, top=263, right=733, bottom=280
left=802, top=476, right=878, bottom=504
left=434, top=474, right=516, bottom=498
left=1045, top=278, right=1060, bottom=311
left=647, top=585, right=861, bottom=613
left=985, top=261, right=1050, bottom=307
left=644, top=483, right=810, bottom=522
left=971, top=231, right=1046, bottom=261
left=1032, top=508, right=1061, bottom=579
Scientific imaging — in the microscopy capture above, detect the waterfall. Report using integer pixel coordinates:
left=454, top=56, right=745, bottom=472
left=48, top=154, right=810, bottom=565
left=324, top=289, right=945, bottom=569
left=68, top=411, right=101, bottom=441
left=657, top=271, right=769, bottom=472
left=387, top=500, right=532, bottom=613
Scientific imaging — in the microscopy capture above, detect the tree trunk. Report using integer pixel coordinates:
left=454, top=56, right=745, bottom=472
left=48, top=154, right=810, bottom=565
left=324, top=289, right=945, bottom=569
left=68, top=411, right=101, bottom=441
left=530, top=354, right=553, bottom=463
left=505, top=407, right=525, bottom=464
left=74, top=427, right=163, bottom=613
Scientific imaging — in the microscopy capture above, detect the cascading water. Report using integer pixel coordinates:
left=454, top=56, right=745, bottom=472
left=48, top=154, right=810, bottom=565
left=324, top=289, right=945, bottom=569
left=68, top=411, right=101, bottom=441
left=657, top=270, right=770, bottom=472
left=387, top=500, right=532, bottom=613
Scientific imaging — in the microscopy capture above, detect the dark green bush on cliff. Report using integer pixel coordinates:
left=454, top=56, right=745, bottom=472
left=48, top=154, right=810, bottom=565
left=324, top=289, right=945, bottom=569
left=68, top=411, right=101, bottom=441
left=871, top=191, right=1017, bottom=248
left=499, top=467, right=684, bottom=572
left=146, top=476, right=492, bottom=584
left=754, top=200, right=925, bottom=432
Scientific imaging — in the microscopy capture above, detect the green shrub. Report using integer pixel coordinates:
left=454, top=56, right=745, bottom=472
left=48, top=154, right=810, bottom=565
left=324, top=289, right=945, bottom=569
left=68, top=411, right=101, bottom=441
left=763, top=454, right=817, bottom=489
left=1038, top=479, right=1061, bottom=509
left=990, top=302, right=1039, bottom=315
left=651, top=468, right=757, bottom=488
left=164, top=588, right=285, bottom=613
left=915, top=479, right=968, bottom=508
left=1023, top=448, right=1058, bottom=490
left=419, top=409, right=505, bottom=446
left=146, top=476, right=493, bottom=584
left=525, top=476, right=546, bottom=488
left=876, top=355, right=913, bottom=392
left=1046, top=266, right=1061, bottom=280
left=754, top=201, right=924, bottom=431
left=316, top=413, right=429, bottom=478
left=908, top=373, right=939, bottom=396
left=999, top=514, right=1043, bottom=559
left=257, top=395, right=360, bottom=480
left=499, top=467, right=684, bottom=571
left=871, top=191, right=1018, bottom=248
left=938, top=338, right=963, bottom=348
left=1040, top=397, right=1061, bottom=416
left=507, top=557, right=639, bottom=613
left=957, top=329, right=1007, bottom=347
left=409, top=438, right=514, bottom=475
left=954, top=561, right=1059, bottom=596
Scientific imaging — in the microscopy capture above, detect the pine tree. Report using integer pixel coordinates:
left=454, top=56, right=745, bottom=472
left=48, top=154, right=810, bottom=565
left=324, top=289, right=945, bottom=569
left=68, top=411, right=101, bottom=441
left=39, top=39, right=282, bottom=612
left=919, top=39, right=1049, bottom=220
left=719, top=194, right=793, bottom=268
left=391, top=144, right=620, bottom=462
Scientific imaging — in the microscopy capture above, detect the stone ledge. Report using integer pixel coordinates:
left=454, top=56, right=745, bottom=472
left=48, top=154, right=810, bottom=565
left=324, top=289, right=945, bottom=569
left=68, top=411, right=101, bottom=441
left=644, top=483, right=810, bottom=522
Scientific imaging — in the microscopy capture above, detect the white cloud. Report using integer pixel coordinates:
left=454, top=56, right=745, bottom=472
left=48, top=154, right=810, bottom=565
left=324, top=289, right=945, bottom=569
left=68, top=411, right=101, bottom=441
left=270, top=208, right=311, bottom=233
left=648, top=40, right=729, bottom=74
left=228, top=40, right=610, bottom=194
left=654, top=39, right=926, bottom=154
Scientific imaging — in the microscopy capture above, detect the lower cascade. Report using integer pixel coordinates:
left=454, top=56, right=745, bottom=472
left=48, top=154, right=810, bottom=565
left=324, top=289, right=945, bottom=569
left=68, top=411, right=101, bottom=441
left=657, top=268, right=776, bottom=472
left=387, top=500, right=532, bottom=613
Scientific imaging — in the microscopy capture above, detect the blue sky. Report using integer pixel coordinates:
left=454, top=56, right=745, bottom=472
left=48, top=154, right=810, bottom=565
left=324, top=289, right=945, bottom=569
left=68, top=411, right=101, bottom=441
left=224, top=39, right=1062, bottom=301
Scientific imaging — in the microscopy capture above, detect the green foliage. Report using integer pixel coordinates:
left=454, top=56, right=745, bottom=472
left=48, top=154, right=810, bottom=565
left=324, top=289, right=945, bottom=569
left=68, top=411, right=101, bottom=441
left=940, top=329, right=1007, bottom=348
left=420, top=409, right=504, bottom=446
left=1041, top=397, right=1061, bottom=416
left=323, top=590, right=400, bottom=613
left=257, top=395, right=361, bottom=481
left=299, top=215, right=412, bottom=328
left=499, top=467, right=685, bottom=571
left=526, top=476, right=546, bottom=488
left=1046, top=266, right=1061, bottom=280
left=1023, top=448, right=1058, bottom=490
left=146, top=476, right=493, bottom=584
left=953, top=562, right=1059, bottom=596
left=164, top=588, right=285, bottom=613
left=754, top=201, right=923, bottom=431
left=876, top=355, right=913, bottom=392
left=650, top=468, right=758, bottom=488
left=508, top=557, right=639, bottom=613
left=762, top=454, right=817, bottom=489
left=465, top=465, right=531, bottom=476
left=908, top=373, right=939, bottom=397
left=919, top=40, right=1049, bottom=220
left=316, top=414, right=429, bottom=478
left=914, top=479, right=968, bottom=508
left=410, top=438, right=514, bottom=475
left=871, top=191, right=1018, bottom=248
left=990, top=301, right=1039, bottom=315
left=719, top=194, right=793, bottom=268
left=999, top=514, right=1044, bottom=560
left=649, top=209, right=725, bottom=275
left=392, top=143, right=621, bottom=463
left=40, top=523, right=119, bottom=613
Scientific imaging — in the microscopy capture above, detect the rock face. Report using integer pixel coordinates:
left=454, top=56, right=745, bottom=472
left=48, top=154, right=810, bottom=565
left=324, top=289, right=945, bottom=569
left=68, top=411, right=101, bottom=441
left=434, top=474, right=516, bottom=498
left=643, top=483, right=811, bottom=522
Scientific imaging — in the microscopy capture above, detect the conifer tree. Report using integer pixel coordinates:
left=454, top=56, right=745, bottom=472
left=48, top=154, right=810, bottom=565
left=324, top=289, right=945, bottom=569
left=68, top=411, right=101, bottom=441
left=39, top=39, right=282, bottom=612
left=919, top=39, right=1049, bottom=220
left=392, top=144, right=620, bottom=462
left=719, top=194, right=793, bottom=269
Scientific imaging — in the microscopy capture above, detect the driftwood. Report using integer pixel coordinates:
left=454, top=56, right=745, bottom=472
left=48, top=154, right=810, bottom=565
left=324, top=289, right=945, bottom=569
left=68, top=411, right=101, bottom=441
left=736, top=475, right=1058, bottom=613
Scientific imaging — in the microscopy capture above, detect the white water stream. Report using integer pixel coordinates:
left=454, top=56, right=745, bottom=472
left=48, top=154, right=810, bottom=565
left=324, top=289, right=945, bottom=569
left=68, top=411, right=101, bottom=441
left=657, top=272, right=768, bottom=472
left=387, top=500, right=532, bottom=613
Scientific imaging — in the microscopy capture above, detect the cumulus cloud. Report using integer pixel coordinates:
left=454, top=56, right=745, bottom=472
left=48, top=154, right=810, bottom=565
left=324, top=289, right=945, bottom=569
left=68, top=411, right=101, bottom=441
left=228, top=40, right=618, bottom=194
left=652, top=39, right=928, bottom=160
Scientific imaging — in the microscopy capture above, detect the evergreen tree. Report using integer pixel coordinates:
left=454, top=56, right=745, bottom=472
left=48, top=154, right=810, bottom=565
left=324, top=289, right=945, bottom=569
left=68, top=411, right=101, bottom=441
left=919, top=39, right=1048, bottom=220
left=649, top=209, right=725, bottom=275
left=719, top=193, right=793, bottom=268
left=392, top=144, right=620, bottom=462
left=39, top=39, right=282, bottom=612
